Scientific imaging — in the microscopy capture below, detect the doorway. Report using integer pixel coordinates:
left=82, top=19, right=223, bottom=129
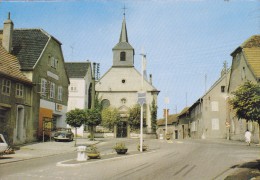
left=16, top=105, right=25, bottom=141
left=182, top=125, right=185, bottom=139
left=175, top=130, right=178, bottom=139
left=116, top=121, right=127, bottom=138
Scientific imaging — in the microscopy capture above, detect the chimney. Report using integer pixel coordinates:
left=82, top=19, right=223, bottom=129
left=149, top=74, right=153, bottom=85
left=2, top=12, right=13, bottom=53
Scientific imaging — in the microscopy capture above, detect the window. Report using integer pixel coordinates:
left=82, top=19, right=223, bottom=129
left=0, top=109, right=6, bottom=122
left=58, top=86, right=63, bottom=101
left=191, top=121, right=197, bottom=132
left=70, top=84, right=77, bottom=92
left=2, top=79, right=11, bottom=95
left=122, top=79, right=126, bottom=84
left=101, top=99, right=110, bottom=108
left=50, top=82, right=55, bottom=99
left=121, top=98, right=126, bottom=104
left=241, top=67, right=246, bottom=80
left=212, top=118, right=219, bottom=130
left=16, top=83, right=24, bottom=97
left=41, top=78, right=47, bottom=96
left=120, top=52, right=126, bottom=61
left=221, top=86, right=225, bottom=93
left=50, top=57, right=58, bottom=69
left=211, top=101, right=219, bottom=111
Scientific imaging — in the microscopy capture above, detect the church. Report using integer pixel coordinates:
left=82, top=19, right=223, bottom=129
left=95, top=14, right=160, bottom=138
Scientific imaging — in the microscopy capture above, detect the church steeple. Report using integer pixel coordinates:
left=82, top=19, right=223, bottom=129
left=112, top=13, right=135, bottom=67
left=119, top=17, right=128, bottom=43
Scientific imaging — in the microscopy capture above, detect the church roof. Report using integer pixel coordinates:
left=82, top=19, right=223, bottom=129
left=65, top=62, right=91, bottom=78
left=0, top=45, right=32, bottom=84
left=0, top=28, right=61, bottom=70
left=112, top=17, right=134, bottom=50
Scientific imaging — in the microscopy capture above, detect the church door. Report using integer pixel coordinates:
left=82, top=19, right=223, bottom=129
left=116, top=121, right=127, bottom=138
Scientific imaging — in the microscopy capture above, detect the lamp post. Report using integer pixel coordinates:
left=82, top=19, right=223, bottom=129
left=138, top=52, right=146, bottom=152
left=164, top=97, right=169, bottom=139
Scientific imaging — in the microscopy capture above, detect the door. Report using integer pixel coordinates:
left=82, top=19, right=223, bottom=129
left=116, top=121, right=127, bottom=138
left=175, top=130, right=178, bottom=139
left=182, top=125, right=185, bottom=139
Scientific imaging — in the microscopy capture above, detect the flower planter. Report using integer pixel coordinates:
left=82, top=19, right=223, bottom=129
left=115, top=148, right=128, bottom=154
left=138, top=145, right=148, bottom=151
left=87, top=153, right=100, bottom=159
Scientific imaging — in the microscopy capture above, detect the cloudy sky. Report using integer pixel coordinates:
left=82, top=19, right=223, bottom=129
left=0, top=0, right=259, bottom=118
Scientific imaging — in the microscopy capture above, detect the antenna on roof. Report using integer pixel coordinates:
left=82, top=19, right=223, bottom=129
left=70, top=45, right=74, bottom=61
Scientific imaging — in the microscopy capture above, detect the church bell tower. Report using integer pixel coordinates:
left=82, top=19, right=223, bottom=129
left=112, top=15, right=135, bottom=67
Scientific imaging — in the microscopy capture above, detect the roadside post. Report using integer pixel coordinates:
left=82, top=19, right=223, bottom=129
left=138, top=92, right=146, bottom=152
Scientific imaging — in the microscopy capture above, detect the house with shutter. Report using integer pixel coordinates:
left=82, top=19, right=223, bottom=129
left=65, top=61, right=92, bottom=137
left=228, top=35, right=260, bottom=143
left=0, top=45, right=32, bottom=145
left=0, top=13, right=70, bottom=142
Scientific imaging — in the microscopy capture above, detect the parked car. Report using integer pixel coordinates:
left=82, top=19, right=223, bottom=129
left=53, top=128, right=74, bottom=142
left=0, top=134, right=8, bottom=156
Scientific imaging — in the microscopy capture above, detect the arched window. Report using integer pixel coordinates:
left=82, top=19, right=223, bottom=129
left=120, top=52, right=126, bottom=61
left=101, top=99, right=110, bottom=109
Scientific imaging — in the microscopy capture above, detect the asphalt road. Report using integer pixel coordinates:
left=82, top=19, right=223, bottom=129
left=0, top=139, right=259, bottom=180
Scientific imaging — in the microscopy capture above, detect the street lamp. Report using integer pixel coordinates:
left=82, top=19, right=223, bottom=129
left=164, top=97, right=169, bottom=139
left=137, top=52, right=146, bottom=152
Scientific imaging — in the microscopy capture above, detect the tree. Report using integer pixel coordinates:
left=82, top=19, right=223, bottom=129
left=150, top=98, right=158, bottom=133
left=229, top=81, right=260, bottom=123
left=85, top=108, right=102, bottom=140
left=85, top=93, right=102, bottom=140
left=66, top=109, right=86, bottom=146
left=128, top=104, right=146, bottom=131
left=101, top=107, right=120, bottom=131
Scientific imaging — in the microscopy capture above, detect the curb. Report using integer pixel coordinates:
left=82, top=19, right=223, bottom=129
left=56, top=150, right=156, bottom=167
left=0, top=141, right=100, bottom=165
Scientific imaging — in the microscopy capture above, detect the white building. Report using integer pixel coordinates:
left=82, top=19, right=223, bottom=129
left=65, top=62, right=92, bottom=137
left=95, top=15, right=159, bottom=137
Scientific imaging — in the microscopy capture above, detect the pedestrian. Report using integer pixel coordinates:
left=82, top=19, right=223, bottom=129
left=245, top=129, right=252, bottom=146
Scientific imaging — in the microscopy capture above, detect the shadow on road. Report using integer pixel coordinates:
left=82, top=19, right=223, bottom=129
left=224, top=159, right=260, bottom=180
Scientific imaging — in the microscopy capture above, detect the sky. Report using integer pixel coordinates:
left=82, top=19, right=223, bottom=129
left=0, top=0, right=259, bottom=118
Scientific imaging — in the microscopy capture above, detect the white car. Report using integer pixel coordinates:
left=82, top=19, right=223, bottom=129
left=0, top=134, right=8, bottom=156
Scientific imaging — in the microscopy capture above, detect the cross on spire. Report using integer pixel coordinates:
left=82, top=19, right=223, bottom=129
left=122, top=5, right=127, bottom=18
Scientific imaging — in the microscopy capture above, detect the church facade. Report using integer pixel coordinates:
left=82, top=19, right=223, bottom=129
left=95, top=16, right=159, bottom=137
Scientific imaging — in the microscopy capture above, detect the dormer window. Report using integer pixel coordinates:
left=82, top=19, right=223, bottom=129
left=120, top=52, right=126, bottom=61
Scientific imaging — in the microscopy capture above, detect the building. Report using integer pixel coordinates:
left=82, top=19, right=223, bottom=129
left=188, top=66, right=231, bottom=140
left=0, top=13, right=70, bottom=141
left=177, top=107, right=191, bottom=139
left=65, top=61, right=92, bottom=137
left=95, top=15, right=159, bottom=137
left=180, top=35, right=260, bottom=143
left=157, top=114, right=179, bottom=139
left=0, top=44, right=32, bottom=145
left=228, top=35, right=260, bottom=143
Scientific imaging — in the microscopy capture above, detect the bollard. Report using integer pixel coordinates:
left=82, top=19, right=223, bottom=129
left=159, top=134, right=163, bottom=140
left=77, top=146, right=86, bottom=161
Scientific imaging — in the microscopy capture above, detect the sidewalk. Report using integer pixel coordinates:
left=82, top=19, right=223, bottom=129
left=0, top=138, right=99, bottom=164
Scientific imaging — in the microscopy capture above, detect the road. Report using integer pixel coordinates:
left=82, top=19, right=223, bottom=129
left=0, top=139, right=259, bottom=180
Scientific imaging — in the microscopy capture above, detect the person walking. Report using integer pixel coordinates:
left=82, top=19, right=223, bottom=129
left=245, top=129, right=252, bottom=146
